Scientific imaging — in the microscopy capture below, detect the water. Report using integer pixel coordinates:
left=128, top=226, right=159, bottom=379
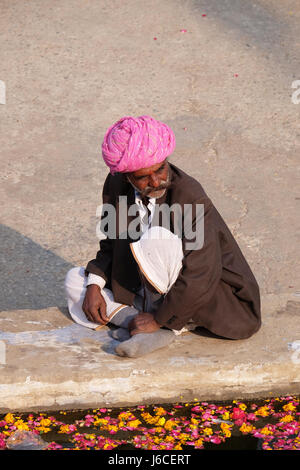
left=1, top=396, right=299, bottom=451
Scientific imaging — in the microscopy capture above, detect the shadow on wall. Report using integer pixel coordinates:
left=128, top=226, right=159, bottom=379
left=0, top=224, right=74, bottom=311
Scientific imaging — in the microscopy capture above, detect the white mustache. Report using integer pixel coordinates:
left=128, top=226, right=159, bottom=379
left=144, top=181, right=170, bottom=195
left=127, top=172, right=171, bottom=197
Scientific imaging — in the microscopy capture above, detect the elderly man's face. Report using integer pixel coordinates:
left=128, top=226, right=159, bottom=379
left=127, top=159, right=170, bottom=199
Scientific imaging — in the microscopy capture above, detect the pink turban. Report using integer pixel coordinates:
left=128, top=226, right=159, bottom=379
left=101, top=115, right=176, bottom=175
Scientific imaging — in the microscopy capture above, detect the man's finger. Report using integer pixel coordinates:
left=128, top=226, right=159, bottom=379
left=90, top=308, right=107, bottom=325
left=98, top=295, right=109, bottom=322
left=99, top=303, right=109, bottom=323
left=100, top=299, right=107, bottom=316
left=83, top=308, right=92, bottom=321
left=134, top=319, right=149, bottom=328
left=130, top=328, right=144, bottom=336
left=128, top=318, right=139, bottom=332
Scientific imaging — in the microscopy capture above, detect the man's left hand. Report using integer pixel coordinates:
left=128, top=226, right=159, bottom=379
left=128, top=312, right=161, bottom=335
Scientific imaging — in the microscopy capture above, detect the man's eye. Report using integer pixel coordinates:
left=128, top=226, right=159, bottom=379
left=156, top=164, right=166, bottom=173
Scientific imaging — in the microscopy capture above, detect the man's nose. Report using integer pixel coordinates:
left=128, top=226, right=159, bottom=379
left=149, top=174, right=160, bottom=187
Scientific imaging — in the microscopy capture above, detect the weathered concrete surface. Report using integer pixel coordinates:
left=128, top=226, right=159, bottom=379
left=0, top=0, right=299, bottom=411
left=0, top=294, right=299, bottom=412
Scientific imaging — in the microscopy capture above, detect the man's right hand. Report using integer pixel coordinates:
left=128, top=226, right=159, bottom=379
left=82, top=285, right=109, bottom=325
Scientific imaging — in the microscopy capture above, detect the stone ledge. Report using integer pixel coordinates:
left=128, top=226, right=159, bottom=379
left=0, top=294, right=299, bottom=412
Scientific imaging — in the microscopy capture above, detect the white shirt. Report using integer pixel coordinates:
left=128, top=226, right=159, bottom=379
left=87, top=190, right=155, bottom=289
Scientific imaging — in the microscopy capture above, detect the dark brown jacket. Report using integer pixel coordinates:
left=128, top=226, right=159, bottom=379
left=85, top=163, right=261, bottom=339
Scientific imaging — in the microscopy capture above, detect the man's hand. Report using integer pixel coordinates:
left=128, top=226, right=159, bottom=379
left=128, top=312, right=161, bottom=336
left=82, top=284, right=109, bottom=325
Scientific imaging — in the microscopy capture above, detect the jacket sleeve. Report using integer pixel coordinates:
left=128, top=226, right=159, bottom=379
left=154, top=197, right=223, bottom=330
left=85, top=174, right=115, bottom=283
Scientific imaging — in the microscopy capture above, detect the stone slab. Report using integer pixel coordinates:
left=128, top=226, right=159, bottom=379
left=0, top=293, right=299, bottom=412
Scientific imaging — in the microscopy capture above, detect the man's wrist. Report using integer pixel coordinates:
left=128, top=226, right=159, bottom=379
left=86, top=273, right=106, bottom=289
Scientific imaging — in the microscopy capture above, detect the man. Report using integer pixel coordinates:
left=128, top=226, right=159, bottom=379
left=64, top=115, right=261, bottom=357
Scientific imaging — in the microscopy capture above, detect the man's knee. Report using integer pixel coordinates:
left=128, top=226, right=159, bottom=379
left=223, top=315, right=261, bottom=340
left=238, top=317, right=261, bottom=340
